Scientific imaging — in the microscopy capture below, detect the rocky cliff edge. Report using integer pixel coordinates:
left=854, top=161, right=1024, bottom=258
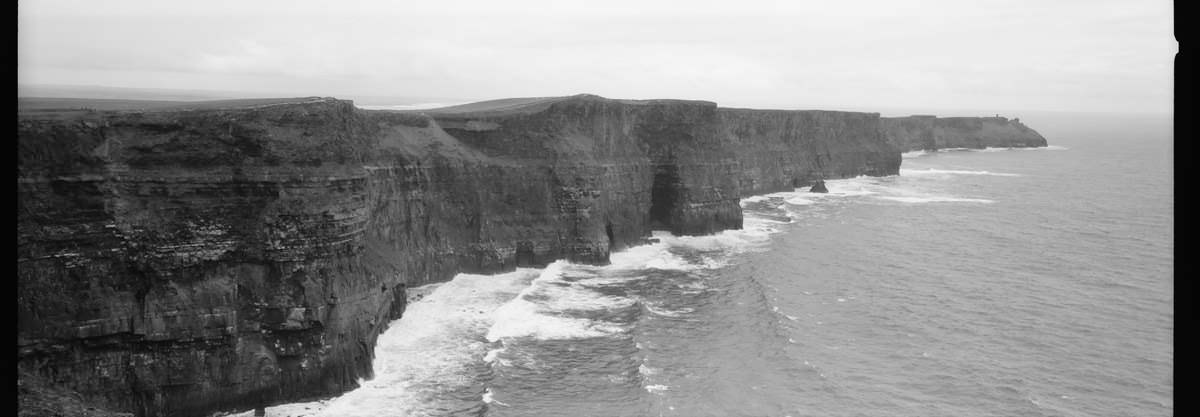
left=17, top=94, right=1043, bottom=416
left=881, top=114, right=1048, bottom=151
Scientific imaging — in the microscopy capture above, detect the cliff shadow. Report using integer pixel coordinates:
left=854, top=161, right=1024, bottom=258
left=649, top=163, right=681, bottom=232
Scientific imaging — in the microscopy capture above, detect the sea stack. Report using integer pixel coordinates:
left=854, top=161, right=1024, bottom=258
left=810, top=180, right=829, bottom=193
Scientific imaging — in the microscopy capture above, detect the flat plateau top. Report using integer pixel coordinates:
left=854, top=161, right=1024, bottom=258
left=16, top=94, right=885, bottom=121
left=17, top=97, right=333, bottom=119
left=416, top=94, right=717, bottom=117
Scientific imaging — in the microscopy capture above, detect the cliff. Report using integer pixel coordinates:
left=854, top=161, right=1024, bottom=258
left=881, top=115, right=1047, bottom=151
left=17, top=94, right=1037, bottom=416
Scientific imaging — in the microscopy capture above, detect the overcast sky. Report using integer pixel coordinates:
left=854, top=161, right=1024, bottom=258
left=18, top=0, right=1175, bottom=114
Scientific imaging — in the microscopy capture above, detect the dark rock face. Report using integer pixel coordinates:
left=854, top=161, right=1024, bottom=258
left=721, top=109, right=899, bottom=195
left=17, top=94, right=1041, bottom=417
left=881, top=115, right=1048, bottom=151
left=19, top=99, right=399, bottom=417
left=20, top=371, right=136, bottom=417
left=809, top=180, right=829, bottom=193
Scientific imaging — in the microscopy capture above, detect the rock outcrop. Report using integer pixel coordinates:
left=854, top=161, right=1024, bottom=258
left=19, top=371, right=135, bottom=417
left=17, top=94, right=1041, bottom=417
left=881, top=115, right=1047, bottom=151
left=809, top=180, right=829, bottom=193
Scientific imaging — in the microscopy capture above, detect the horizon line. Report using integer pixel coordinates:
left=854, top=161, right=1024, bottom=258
left=18, top=83, right=1174, bottom=118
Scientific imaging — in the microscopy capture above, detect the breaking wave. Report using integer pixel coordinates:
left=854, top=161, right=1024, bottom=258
left=486, top=261, right=631, bottom=342
left=237, top=159, right=1018, bottom=417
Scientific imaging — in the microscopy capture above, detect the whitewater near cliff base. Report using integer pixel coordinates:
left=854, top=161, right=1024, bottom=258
left=25, top=95, right=1169, bottom=417
left=238, top=113, right=1170, bottom=416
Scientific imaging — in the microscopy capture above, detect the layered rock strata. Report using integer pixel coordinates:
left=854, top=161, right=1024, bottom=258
left=17, top=94, right=1042, bottom=416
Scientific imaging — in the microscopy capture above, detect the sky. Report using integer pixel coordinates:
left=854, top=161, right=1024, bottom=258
left=18, top=0, right=1175, bottom=114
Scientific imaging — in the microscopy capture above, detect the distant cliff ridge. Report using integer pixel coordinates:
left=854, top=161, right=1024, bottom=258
left=17, top=94, right=1045, bottom=417
left=881, top=114, right=1048, bottom=152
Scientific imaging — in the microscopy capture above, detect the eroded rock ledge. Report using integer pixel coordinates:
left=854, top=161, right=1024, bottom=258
left=17, top=94, right=1044, bottom=416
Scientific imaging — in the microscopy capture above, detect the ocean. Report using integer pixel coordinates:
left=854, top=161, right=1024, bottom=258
left=241, top=111, right=1173, bottom=417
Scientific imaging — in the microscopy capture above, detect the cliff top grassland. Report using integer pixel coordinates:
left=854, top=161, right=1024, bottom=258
left=19, top=94, right=714, bottom=119
left=18, top=97, right=333, bottom=120
left=419, top=94, right=718, bottom=116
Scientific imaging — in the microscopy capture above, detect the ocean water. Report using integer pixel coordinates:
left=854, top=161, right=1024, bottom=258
left=243, top=112, right=1172, bottom=417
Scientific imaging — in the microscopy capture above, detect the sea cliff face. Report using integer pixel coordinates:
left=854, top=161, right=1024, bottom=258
left=17, top=94, right=1040, bottom=417
left=881, top=115, right=1048, bottom=151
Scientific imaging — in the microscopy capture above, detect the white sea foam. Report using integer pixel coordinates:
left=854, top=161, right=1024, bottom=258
left=645, top=384, right=670, bottom=394
left=900, top=168, right=1020, bottom=177
left=785, top=197, right=815, bottom=205
left=606, top=239, right=698, bottom=271
left=741, top=195, right=770, bottom=203
left=654, top=230, right=763, bottom=253
left=235, top=269, right=539, bottom=417
left=809, top=187, right=877, bottom=198
left=644, top=223, right=780, bottom=259
left=805, top=177, right=880, bottom=197
left=745, top=212, right=792, bottom=225
left=487, top=298, right=623, bottom=341
left=486, top=261, right=627, bottom=342
left=876, top=196, right=995, bottom=204
left=645, top=302, right=694, bottom=317
left=224, top=401, right=329, bottom=417
left=741, top=217, right=785, bottom=237
left=574, top=274, right=648, bottom=287
left=483, top=348, right=504, bottom=363
left=765, top=180, right=883, bottom=218
left=644, top=254, right=702, bottom=271
left=901, top=150, right=930, bottom=158
left=533, top=280, right=639, bottom=312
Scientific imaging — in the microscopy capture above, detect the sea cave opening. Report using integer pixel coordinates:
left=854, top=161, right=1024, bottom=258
left=649, top=163, right=681, bottom=231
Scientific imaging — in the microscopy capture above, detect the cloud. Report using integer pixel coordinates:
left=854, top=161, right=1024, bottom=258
left=18, top=0, right=1175, bottom=113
